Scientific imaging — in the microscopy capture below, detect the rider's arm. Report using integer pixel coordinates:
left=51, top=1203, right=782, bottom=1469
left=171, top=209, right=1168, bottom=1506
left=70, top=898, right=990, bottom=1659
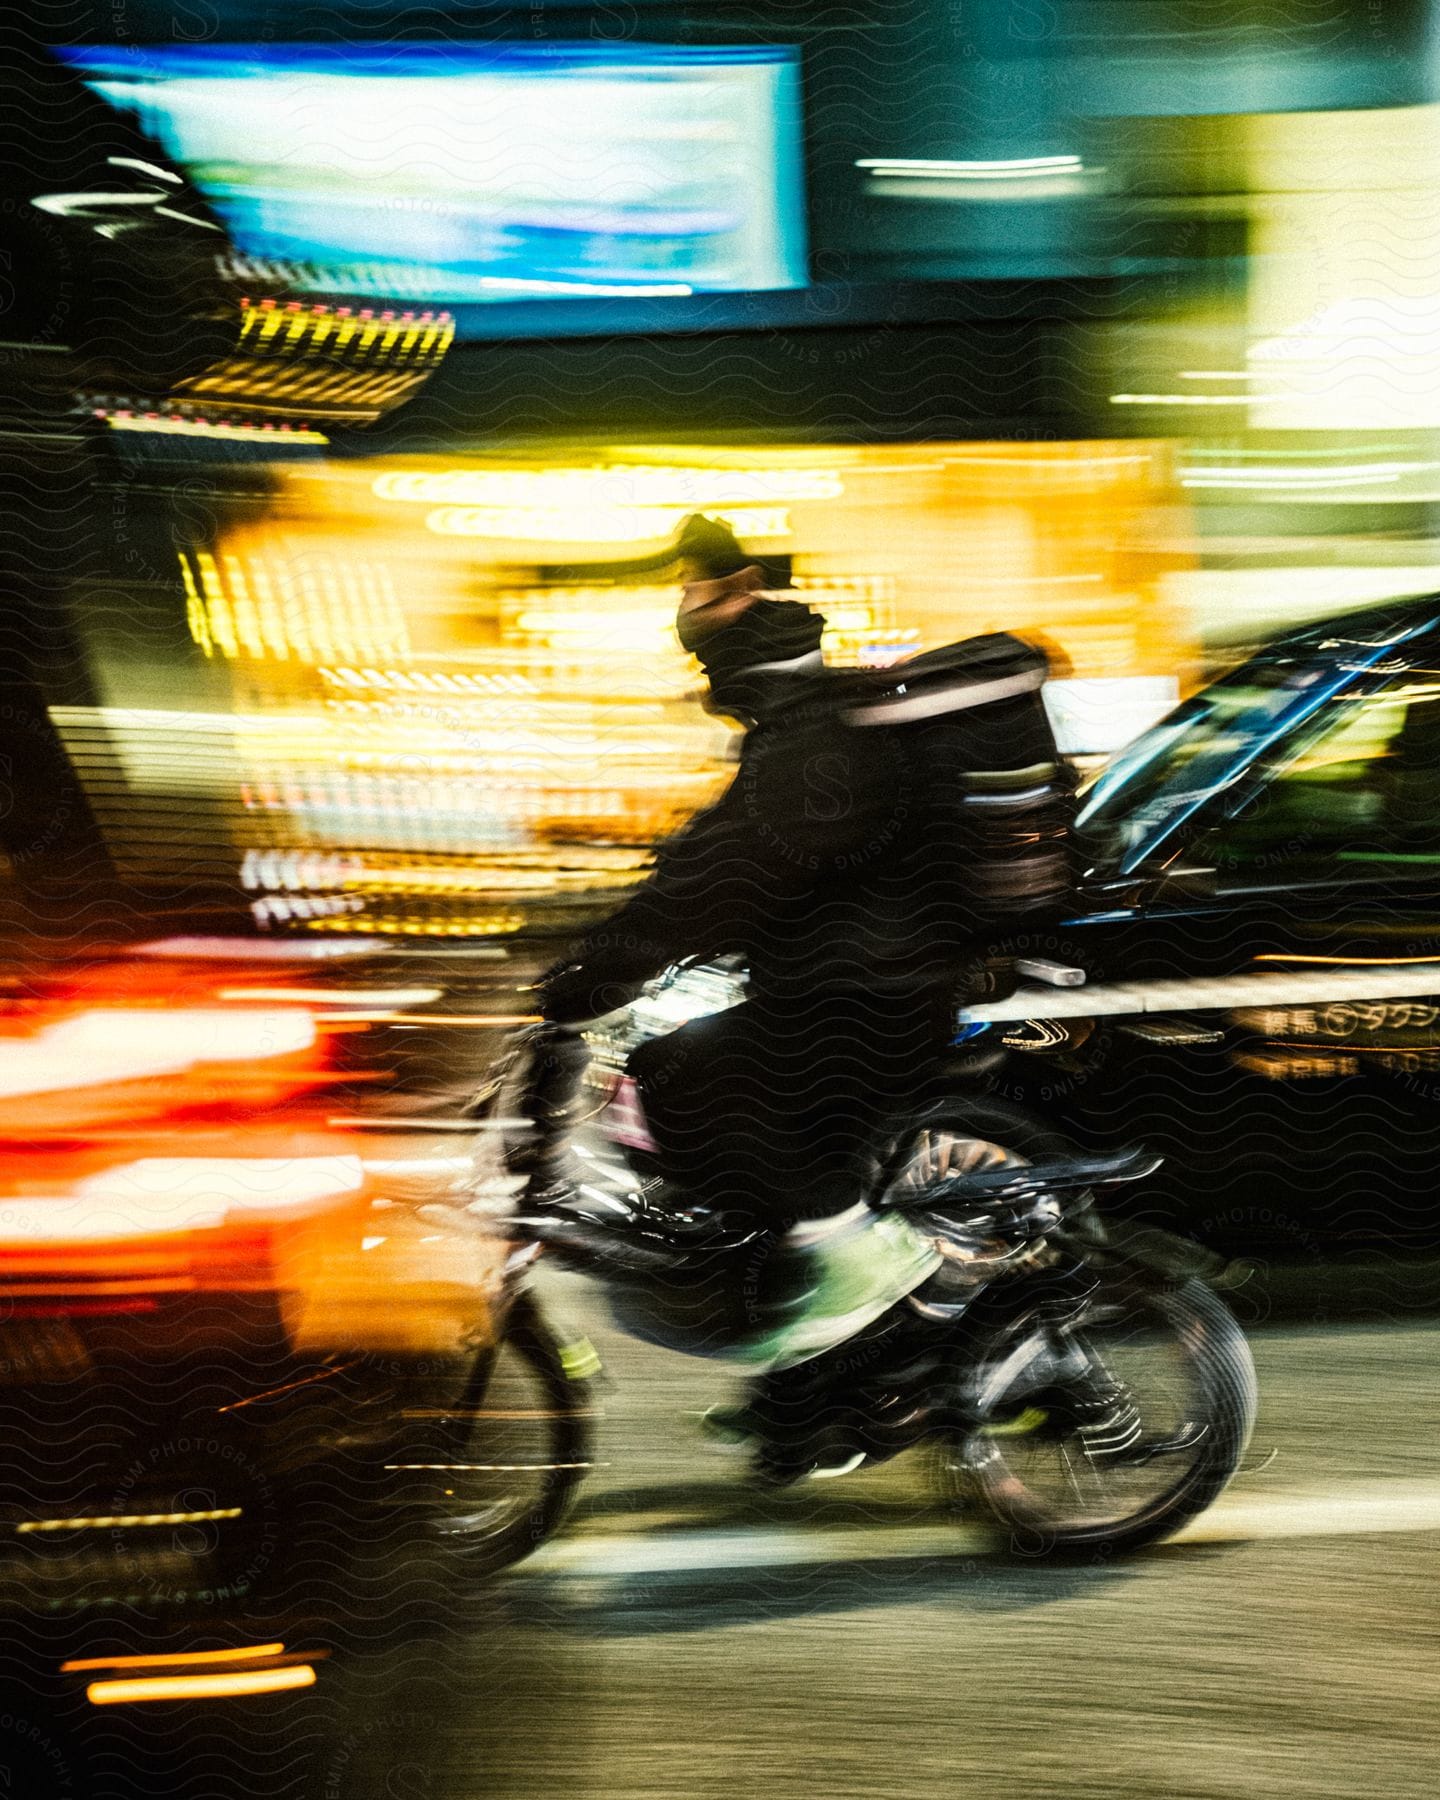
left=538, top=795, right=779, bottom=1024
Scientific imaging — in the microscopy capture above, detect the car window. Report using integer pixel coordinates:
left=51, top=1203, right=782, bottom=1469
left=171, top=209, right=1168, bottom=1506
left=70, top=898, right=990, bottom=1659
left=1195, top=682, right=1440, bottom=878
left=1077, top=658, right=1343, bottom=873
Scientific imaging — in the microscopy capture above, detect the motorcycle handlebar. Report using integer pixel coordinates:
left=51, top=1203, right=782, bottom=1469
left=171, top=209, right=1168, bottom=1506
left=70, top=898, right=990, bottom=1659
left=879, top=1146, right=1162, bottom=1214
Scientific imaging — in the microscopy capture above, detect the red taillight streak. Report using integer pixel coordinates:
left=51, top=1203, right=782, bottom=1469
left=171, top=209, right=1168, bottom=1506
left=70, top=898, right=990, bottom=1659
left=1, top=1297, right=159, bottom=1317
left=0, top=1275, right=195, bottom=1293
left=0, top=1225, right=283, bottom=1288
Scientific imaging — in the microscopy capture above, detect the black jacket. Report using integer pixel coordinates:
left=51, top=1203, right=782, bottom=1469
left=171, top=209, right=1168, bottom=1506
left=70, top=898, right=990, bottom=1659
left=541, top=624, right=1074, bottom=1024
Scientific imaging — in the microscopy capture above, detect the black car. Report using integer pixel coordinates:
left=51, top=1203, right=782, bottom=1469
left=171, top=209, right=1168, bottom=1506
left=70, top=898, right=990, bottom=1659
left=966, top=593, right=1440, bottom=1255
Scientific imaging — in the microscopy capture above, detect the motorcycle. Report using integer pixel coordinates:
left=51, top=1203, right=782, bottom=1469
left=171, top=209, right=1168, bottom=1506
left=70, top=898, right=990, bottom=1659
left=453, top=954, right=1258, bottom=1569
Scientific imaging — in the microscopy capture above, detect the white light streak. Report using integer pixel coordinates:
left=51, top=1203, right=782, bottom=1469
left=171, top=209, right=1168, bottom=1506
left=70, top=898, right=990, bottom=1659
left=856, top=154, right=1083, bottom=181
left=1181, top=461, right=1435, bottom=491
left=7, top=1155, right=367, bottom=1241
left=0, top=1008, right=315, bottom=1101
left=218, top=986, right=442, bottom=1006
left=1109, top=394, right=1274, bottom=407
left=372, top=466, right=843, bottom=507
left=470, top=276, right=693, bottom=297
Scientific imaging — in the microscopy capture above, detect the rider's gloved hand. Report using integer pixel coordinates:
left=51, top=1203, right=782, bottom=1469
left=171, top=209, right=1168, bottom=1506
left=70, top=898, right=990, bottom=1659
left=516, top=952, right=651, bottom=1212
left=535, top=955, right=654, bottom=1026
left=533, top=960, right=589, bottom=1024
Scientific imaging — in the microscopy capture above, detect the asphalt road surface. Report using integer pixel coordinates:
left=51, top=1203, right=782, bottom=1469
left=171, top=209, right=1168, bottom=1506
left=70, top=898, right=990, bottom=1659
left=23, top=1286, right=1440, bottom=1800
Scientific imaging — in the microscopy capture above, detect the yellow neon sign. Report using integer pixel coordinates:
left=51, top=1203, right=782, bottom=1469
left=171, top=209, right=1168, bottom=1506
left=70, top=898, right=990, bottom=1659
left=424, top=504, right=792, bottom=543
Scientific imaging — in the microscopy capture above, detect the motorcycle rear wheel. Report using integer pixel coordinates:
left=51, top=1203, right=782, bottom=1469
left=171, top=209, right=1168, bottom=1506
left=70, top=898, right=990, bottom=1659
left=960, top=1276, right=1257, bottom=1557
left=878, top=1096, right=1256, bottom=1557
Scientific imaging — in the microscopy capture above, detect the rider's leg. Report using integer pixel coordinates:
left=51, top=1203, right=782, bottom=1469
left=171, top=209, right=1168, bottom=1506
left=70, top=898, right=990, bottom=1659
left=640, top=991, right=948, bottom=1479
left=635, top=992, right=941, bottom=1223
left=745, top=1302, right=920, bottom=1482
left=630, top=1003, right=778, bottom=1228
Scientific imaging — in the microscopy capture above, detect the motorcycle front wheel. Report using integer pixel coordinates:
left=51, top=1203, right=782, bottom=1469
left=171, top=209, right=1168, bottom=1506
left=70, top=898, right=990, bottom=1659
left=957, top=1276, right=1257, bottom=1558
left=368, top=1286, right=597, bottom=1579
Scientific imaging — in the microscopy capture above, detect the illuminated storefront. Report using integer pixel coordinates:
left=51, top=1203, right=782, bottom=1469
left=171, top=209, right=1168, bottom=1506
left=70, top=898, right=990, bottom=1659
left=85, top=439, right=1195, bottom=934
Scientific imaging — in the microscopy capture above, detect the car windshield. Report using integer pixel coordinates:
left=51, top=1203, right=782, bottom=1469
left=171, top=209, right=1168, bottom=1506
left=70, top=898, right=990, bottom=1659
left=1076, top=657, right=1350, bottom=876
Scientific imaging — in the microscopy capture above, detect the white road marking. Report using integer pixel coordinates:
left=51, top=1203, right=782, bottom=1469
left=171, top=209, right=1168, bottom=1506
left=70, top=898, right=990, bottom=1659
left=522, top=1481, right=1440, bottom=1579
left=1180, top=1481, right=1440, bottom=1544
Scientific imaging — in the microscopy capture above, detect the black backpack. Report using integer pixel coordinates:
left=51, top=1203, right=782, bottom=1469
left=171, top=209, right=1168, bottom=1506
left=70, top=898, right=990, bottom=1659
left=734, top=632, right=1076, bottom=927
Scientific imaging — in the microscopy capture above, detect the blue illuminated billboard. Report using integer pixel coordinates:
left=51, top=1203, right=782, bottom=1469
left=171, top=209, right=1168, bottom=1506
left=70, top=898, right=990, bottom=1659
left=58, top=44, right=808, bottom=319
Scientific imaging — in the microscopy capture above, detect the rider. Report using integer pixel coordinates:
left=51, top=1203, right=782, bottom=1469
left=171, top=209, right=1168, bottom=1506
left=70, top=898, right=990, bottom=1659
left=529, top=513, right=958, bottom=1222
left=522, top=514, right=1067, bottom=1477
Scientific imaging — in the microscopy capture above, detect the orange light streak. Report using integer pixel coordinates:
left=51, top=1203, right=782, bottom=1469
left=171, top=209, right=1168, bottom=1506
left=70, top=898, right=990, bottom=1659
left=86, top=1666, right=317, bottom=1705
left=63, top=1643, right=286, bottom=1673
left=1254, top=954, right=1440, bottom=965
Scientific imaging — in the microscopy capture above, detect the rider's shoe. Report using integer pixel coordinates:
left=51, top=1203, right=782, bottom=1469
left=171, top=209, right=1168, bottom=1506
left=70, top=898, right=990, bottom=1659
left=750, top=1417, right=867, bottom=1487
left=699, top=1402, right=763, bottom=1448
left=751, top=1441, right=868, bottom=1487
left=750, top=1440, right=813, bottom=1489
left=808, top=1448, right=869, bottom=1480
left=700, top=1401, right=860, bottom=1477
left=1094, top=1419, right=1210, bottom=1467
left=718, top=1387, right=805, bottom=1485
